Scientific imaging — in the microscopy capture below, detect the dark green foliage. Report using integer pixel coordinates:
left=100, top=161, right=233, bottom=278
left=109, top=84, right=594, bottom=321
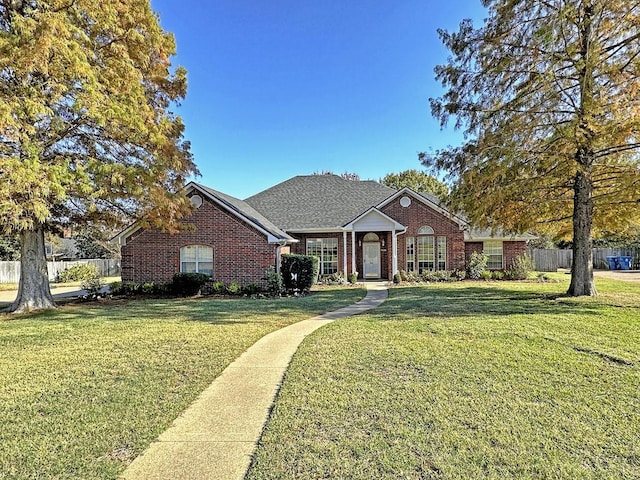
left=0, top=235, right=20, bottom=260
left=281, top=254, right=319, bottom=292
left=243, top=283, right=260, bottom=296
left=73, top=230, right=116, bottom=259
left=466, top=252, right=488, bottom=280
left=56, top=263, right=100, bottom=283
left=264, top=266, right=284, bottom=297
left=348, top=272, right=358, bottom=284
left=172, top=273, right=209, bottom=297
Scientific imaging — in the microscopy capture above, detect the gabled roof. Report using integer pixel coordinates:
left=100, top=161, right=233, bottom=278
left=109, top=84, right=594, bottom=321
left=245, top=175, right=396, bottom=231
left=113, top=182, right=296, bottom=244
left=192, top=183, right=296, bottom=243
left=376, top=187, right=468, bottom=228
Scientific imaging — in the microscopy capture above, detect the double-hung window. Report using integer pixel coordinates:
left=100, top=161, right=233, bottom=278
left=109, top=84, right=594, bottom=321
left=180, top=245, right=213, bottom=276
left=407, top=228, right=447, bottom=272
left=306, top=238, right=338, bottom=275
left=484, top=241, right=503, bottom=269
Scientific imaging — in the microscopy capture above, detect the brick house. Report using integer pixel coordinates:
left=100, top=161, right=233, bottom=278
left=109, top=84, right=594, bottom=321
left=117, top=175, right=533, bottom=285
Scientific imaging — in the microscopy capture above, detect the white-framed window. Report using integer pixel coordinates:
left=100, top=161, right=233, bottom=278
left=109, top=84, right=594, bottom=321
left=306, top=238, right=338, bottom=275
left=180, top=245, right=213, bottom=276
left=406, top=237, right=415, bottom=272
left=417, top=236, right=435, bottom=272
left=484, top=241, right=503, bottom=269
left=437, top=236, right=447, bottom=270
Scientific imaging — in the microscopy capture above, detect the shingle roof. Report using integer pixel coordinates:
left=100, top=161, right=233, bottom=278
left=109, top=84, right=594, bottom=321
left=245, top=175, right=397, bottom=230
left=193, top=182, right=295, bottom=242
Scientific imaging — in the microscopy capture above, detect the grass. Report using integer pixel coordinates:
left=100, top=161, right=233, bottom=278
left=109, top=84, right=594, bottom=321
left=247, top=275, right=640, bottom=480
left=0, top=286, right=364, bottom=480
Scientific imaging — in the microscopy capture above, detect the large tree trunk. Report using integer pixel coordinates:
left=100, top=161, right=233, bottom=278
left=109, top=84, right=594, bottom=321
left=568, top=170, right=597, bottom=296
left=10, top=226, right=56, bottom=313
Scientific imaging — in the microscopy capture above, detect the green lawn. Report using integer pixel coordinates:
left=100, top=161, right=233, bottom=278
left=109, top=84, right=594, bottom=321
left=0, top=287, right=364, bottom=480
left=247, top=276, right=640, bottom=480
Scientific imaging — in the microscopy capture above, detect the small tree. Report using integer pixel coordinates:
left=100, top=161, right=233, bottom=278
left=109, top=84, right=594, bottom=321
left=380, top=169, right=449, bottom=199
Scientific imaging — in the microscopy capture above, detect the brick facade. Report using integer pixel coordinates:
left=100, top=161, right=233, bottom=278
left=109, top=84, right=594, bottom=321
left=464, top=240, right=528, bottom=270
left=381, top=195, right=466, bottom=272
left=121, top=196, right=277, bottom=286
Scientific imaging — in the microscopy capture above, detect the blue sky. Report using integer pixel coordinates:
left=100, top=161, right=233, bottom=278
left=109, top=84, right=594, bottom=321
left=150, top=0, right=487, bottom=199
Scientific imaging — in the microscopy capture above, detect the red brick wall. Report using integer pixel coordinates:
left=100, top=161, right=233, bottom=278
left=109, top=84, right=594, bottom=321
left=121, top=196, right=277, bottom=286
left=464, top=240, right=528, bottom=270
left=381, top=195, right=466, bottom=271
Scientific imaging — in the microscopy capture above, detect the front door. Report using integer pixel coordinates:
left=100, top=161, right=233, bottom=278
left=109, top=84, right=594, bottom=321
left=363, top=242, right=381, bottom=278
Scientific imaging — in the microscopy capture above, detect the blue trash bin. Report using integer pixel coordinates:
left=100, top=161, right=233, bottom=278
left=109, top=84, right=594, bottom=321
left=617, top=256, right=632, bottom=270
left=606, top=256, right=618, bottom=270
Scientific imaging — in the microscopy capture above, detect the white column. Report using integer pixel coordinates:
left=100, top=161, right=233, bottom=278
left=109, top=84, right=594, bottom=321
left=351, top=231, right=356, bottom=274
left=392, top=231, right=398, bottom=276
left=343, top=230, right=348, bottom=274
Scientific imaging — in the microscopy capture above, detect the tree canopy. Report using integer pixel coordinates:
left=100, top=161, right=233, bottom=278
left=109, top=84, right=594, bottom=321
left=425, top=0, right=640, bottom=296
left=0, top=0, right=197, bottom=311
left=380, top=169, right=449, bottom=199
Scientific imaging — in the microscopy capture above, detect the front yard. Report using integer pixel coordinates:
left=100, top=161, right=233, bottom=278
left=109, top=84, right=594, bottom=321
left=247, top=276, right=640, bottom=479
left=0, top=287, right=364, bottom=479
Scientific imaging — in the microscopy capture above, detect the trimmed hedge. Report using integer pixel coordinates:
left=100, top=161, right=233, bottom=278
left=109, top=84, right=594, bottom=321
left=281, top=254, right=319, bottom=292
left=172, top=272, right=210, bottom=296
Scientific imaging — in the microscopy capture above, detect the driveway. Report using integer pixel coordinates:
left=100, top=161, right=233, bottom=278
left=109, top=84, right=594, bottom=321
left=594, top=270, right=640, bottom=283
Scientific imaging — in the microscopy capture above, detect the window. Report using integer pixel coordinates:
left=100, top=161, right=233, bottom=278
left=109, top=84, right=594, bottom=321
left=418, top=225, right=435, bottom=235
left=417, top=236, right=435, bottom=272
left=484, top=241, right=503, bottom=269
left=406, top=237, right=415, bottom=272
left=307, top=238, right=338, bottom=275
left=180, top=245, right=213, bottom=276
left=437, top=236, right=447, bottom=270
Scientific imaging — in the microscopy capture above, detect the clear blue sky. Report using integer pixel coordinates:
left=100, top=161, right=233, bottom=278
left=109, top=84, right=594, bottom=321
left=150, top=0, right=487, bottom=199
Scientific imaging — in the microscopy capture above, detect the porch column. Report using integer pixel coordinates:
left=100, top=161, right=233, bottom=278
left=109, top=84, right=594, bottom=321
left=392, top=231, right=398, bottom=276
left=351, top=231, right=356, bottom=274
left=343, top=230, right=348, bottom=274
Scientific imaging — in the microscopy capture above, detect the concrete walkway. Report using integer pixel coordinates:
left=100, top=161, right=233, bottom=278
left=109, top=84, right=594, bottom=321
left=120, top=282, right=389, bottom=480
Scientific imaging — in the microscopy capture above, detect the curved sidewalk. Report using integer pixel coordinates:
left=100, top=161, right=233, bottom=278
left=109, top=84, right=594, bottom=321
left=121, top=282, right=389, bottom=480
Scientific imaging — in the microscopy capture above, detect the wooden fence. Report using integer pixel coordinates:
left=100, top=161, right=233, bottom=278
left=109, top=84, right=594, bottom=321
left=529, top=248, right=640, bottom=272
left=0, top=259, right=120, bottom=284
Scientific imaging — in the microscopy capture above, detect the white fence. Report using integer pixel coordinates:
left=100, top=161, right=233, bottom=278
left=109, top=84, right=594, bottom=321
left=529, top=248, right=640, bottom=272
left=0, top=259, right=121, bottom=284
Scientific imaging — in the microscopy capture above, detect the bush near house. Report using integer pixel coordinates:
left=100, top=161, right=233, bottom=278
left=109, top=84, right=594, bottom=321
left=56, top=263, right=100, bottom=283
left=281, top=254, right=320, bottom=293
left=467, top=251, right=489, bottom=280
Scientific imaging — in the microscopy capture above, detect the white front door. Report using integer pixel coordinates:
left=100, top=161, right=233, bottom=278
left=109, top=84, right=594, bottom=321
left=363, top=242, right=381, bottom=278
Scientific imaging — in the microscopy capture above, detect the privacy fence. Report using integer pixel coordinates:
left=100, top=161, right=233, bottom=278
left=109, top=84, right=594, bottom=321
left=0, top=259, right=120, bottom=284
left=529, top=248, right=640, bottom=272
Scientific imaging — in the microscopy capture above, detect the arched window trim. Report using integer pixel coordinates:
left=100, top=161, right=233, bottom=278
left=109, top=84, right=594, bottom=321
left=363, top=232, right=380, bottom=242
left=417, top=225, right=435, bottom=235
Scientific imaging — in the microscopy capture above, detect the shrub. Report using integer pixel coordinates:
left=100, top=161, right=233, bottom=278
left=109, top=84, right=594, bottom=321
left=172, top=272, right=209, bottom=296
left=492, top=270, right=504, bottom=280
left=226, top=282, right=242, bottom=295
left=81, top=277, right=103, bottom=297
left=348, top=272, right=358, bottom=284
left=453, top=269, right=466, bottom=281
left=467, top=252, right=488, bottom=280
left=123, top=282, right=142, bottom=295
left=210, top=281, right=226, bottom=295
left=243, top=283, right=260, bottom=295
left=109, top=281, right=123, bottom=295
left=480, top=270, right=493, bottom=281
left=263, top=266, right=283, bottom=297
left=393, top=272, right=402, bottom=284
left=56, top=263, right=99, bottom=283
left=506, top=253, right=535, bottom=280
left=141, top=282, right=156, bottom=294
left=281, top=254, right=319, bottom=292
left=323, top=272, right=346, bottom=285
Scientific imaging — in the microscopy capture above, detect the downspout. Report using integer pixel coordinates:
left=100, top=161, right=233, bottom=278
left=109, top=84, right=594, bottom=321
left=393, top=227, right=408, bottom=277
left=275, top=240, right=288, bottom=274
left=343, top=230, right=348, bottom=275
